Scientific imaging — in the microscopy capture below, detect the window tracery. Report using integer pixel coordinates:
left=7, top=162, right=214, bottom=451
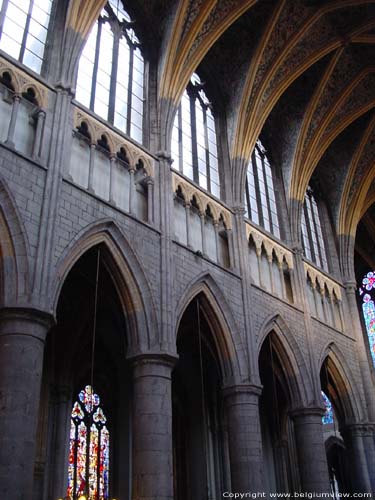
left=171, top=73, right=220, bottom=197
left=359, top=271, right=375, bottom=368
left=0, top=0, right=52, bottom=73
left=244, top=139, right=280, bottom=238
left=301, top=187, right=328, bottom=271
left=67, top=385, right=109, bottom=500
left=76, top=0, right=144, bottom=143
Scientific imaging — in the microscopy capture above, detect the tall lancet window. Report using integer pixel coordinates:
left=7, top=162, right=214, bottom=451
left=321, top=390, right=334, bottom=425
left=359, top=271, right=375, bottom=368
left=0, top=0, right=53, bottom=73
left=171, top=73, right=220, bottom=197
left=301, top=186, right=328, bottom=271
left=67, top=385, right=110, bottom=500
left=76, top=0, right=144, bottom=143
left=244, top=139, right=280, bottom=238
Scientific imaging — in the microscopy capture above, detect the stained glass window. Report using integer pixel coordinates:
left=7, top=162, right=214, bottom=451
left=76, top=0, right=144, bottom=143
left=359, top=271, right=375, bottom=368
left=0, top=0, right=53, bottom=73
left=321, top=390, right=334, bottom=425
left=244, top=140, right=280, bottom=238
left=67, top=385, right=109, bottom=500
left=171, top=73, right=220, bottom=197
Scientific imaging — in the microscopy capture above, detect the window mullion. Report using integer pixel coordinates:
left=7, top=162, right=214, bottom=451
left=19, top=0, right=34, bottom=62
left=203, top=106, right=211, bottom=192
left=189, top=92, right=199, bottom=184
left=126, top=44, right=134, bottom=136
left=306, top=196, right=318, bottom=265
left=245, top=176, right=251, bottom=216
left=253, top=153, right=264, bottom=226
left=90, top=18, right=103, bottom=111
left=262, top=156, right=273, bottom=233
left=0, top=0, right=10, bottom=39
left=178, top=104, right=183, bottom=173
left=108, top=29, right=120, bottom=124
left=311, top=198, right=325, bottom=268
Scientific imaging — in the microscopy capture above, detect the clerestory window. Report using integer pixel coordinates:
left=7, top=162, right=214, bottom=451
left=0, top=0, right=53, bottom=73
left=301, top=187, right=328, bottom=271
left=171, top=73, right=220, bottom=198
left=66, top=385, right=110, bottom=500
left=76, top=0, right=144, bottom=144
left=244, top=139, right=280, bottom=238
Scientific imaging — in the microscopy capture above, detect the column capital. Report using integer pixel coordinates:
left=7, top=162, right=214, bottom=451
left=344, top=280, right=357, bottom=293
left=232, top=205, right=246, bottom=216
left=289, top=405, right=325, bottom=420
left=128, top=351, right=178, bottom=371
left=223, top=383, right=263, bottom=399
left=0, top=306, right=55, bottom=341
left=341, top=422, right=375, bottom=437
left=155, top=150, right=173, bottom=165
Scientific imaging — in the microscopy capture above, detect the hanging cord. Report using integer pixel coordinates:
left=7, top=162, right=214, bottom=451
left=90, top=248, right=101, bottom=396
left=197, top=298, right=210, bottom=500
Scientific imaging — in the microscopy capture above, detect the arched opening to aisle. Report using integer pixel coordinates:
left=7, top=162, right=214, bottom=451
left=36, top=245, right=132, bottom=500
left=172, top=294, right=229, bottom=500
left=258, top=332, right=300, bottom=494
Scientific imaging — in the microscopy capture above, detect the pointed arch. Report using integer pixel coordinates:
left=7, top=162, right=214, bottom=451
left=318, top=342, right=363, bottom=423
left=257, top=313, right=312, bottom=407
left=174, top=272, right=246, bottom=382
left=51, top=219, right=159, bottom=355
left=0, top=176, right=30, bottom=305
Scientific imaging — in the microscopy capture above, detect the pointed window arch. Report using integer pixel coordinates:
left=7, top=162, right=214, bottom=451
left=359, top=271, right=375, bottom=368
left=0, top=0, right=53, bottom=73
left=301, top=186, right=328, bottom=271
left=76, top=0, right=144, bottom=143
left=244, top=139, right=280, bottom=238
left=66, top=385, right=110, bottom=500
left=171, top=73, right=220, bottom=198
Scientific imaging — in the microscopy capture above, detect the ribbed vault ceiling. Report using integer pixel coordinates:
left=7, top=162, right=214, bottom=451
left=68, top=0, right=375, bottom=261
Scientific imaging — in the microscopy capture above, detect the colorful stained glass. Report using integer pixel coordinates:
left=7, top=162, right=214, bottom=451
left=322, top=390, right=334, bottom=425
left=66, top=385, right=109, bottom=500
left=359, top=271, right=375, bottom=368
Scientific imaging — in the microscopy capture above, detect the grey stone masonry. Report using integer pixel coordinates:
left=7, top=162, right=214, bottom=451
left=0, top=307, right=53, bottom=500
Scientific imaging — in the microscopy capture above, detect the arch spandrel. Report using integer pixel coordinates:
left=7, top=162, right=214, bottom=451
left=51, top=219, right=159, bottom=355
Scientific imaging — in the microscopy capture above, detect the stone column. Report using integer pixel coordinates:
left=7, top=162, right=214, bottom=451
left=146, top=177, right=154, bottom=223
left=213, top=220, right=220, bottom=263
left=0, top=307, right=53, bottom=500
left=131, top=354, right=177, bottom=500
left=290, top=407, right=330, bottom=493
left=341, top=424, right=373, bottom=493
left=184, top=202, right=192, bottom=248
left=49, top=385, right=72, bottom=500
left=223, top=384, right=263, bottom=493
left=88, top=143, right=96, bottom=192
left=32, top=109, right=46, bottom=160
left=109, top=153, right=116, bottom=204
left=199, top=211, right=207, bottom=256
left=129, top=166, right=135, bottom=215
left=5, top=94, right=20, bottom=147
